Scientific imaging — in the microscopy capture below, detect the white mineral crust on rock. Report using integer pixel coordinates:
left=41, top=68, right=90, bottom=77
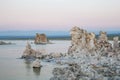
left=32, top=59, right=41, bottom=68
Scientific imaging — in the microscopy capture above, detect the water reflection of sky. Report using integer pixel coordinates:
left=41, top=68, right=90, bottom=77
left=23, top=59, right=41, bottom=78
left=0, top=40, right=70, bottom=80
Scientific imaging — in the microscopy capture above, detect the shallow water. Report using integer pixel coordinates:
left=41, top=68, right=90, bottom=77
left=0, top=40, right=70, bottom=80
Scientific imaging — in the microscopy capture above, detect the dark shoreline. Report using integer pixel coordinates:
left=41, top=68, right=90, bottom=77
left=0, top=36, right=71, bottom=40
left=0, top=33, right=119, bottom=40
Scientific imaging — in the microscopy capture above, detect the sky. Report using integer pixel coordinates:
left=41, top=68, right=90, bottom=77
left=0, top=0, right=120, bottom=31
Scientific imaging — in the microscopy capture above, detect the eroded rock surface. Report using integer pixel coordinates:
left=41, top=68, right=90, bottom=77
left=32, top=59, right=42, bottom=68
left=22, top=42, right=36, bottom=59
left=113, top=36, right=119, bottom=51
left=34, top=33, right=48, bottom=44
left=68, top=26, right=116, bottom=57
left=50, top=26, right=120, bottom=80
left=20, top=26, right=120, bottom=80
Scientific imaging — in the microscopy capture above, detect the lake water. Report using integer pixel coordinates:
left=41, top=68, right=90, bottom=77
left=0, top=40, right=71, bottom=80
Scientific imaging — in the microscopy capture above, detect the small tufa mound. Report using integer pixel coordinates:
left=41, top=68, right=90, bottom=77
left=21, top=42, right=36, bottom=59
left=32, top=59, right=42, bottom=68
left=34, top=33, right=48, bottom=44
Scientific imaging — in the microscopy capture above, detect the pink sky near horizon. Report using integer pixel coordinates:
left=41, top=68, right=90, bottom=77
left=0, top=0, right=120, bottom=31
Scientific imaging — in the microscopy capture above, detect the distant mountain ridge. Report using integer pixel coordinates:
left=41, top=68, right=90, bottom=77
left=0, top=30, right=119, bottom=40
left=0, top=30, right=119, bottom=36
left=0, top=30, right=69, bottom=36
left=0, top=35, right=71, bottom=40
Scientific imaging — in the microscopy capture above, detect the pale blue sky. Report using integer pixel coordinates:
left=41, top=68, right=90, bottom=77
left=0, top=0, right=120, bottom=31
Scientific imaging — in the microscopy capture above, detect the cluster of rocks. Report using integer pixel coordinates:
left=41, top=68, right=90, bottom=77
left=21, top=26, right=120, bottom=79
left=68, top=26, right=120, bottom=57
left=50, top=63, right=88, bottom=80
left=32, top=59, right=42, bottom=68
left=21, top=42, right=36, bottom=59
left=34, top=33, right=48, bottom=44
left=0, top=41, right=12, bottom=45
left=21, top=42, right=66, bottom=60
left=50, top=26, right=120, bottom=80
left=51, top=58, right=120, bottom=80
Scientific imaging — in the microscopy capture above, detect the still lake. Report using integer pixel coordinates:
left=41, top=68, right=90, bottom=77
left=0, top=40, right=71, bottom=80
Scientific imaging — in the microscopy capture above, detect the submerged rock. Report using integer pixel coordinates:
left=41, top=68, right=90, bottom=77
left=33, top=67, right=41, bottom=76
left=19, top=26, right=120, bottom=80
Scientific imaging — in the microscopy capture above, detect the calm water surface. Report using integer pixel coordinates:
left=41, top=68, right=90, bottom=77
left=0, top=40, right=70, bottom=80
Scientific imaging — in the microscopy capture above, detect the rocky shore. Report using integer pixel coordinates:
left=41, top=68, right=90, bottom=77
left=0, top=41, right=12, bottom=45
left=50, top=26, right=120, bottom=80
left=21, top=26, right=120, bottom=80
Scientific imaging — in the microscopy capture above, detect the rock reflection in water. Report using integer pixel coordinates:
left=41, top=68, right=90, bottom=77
left=23, top=59, right=41, bottom=77
left=24, top=59, right=32, bottom=70
left=33, top=68, right=41, bottom=76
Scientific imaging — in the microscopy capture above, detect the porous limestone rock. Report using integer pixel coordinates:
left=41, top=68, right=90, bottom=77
left=32, top=59, right=42, bottom=68
left=50, top=63, right=86, bottom=80
left=22, top=42, right=36, bottom=59
left=97, top=31, right=112, bottom=50
left=68, top=26, right=116, bottom=57
left=69, top=26, right=97, bottom=55
left=34, top=33, right=48, bottom=44
left=86, top=32, right=96, bottom=51
left=50, top=26, right=120, bottom=80
left=113, top=36, right=119, bottom=51
left=98, top=31, right=108, bottom=42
